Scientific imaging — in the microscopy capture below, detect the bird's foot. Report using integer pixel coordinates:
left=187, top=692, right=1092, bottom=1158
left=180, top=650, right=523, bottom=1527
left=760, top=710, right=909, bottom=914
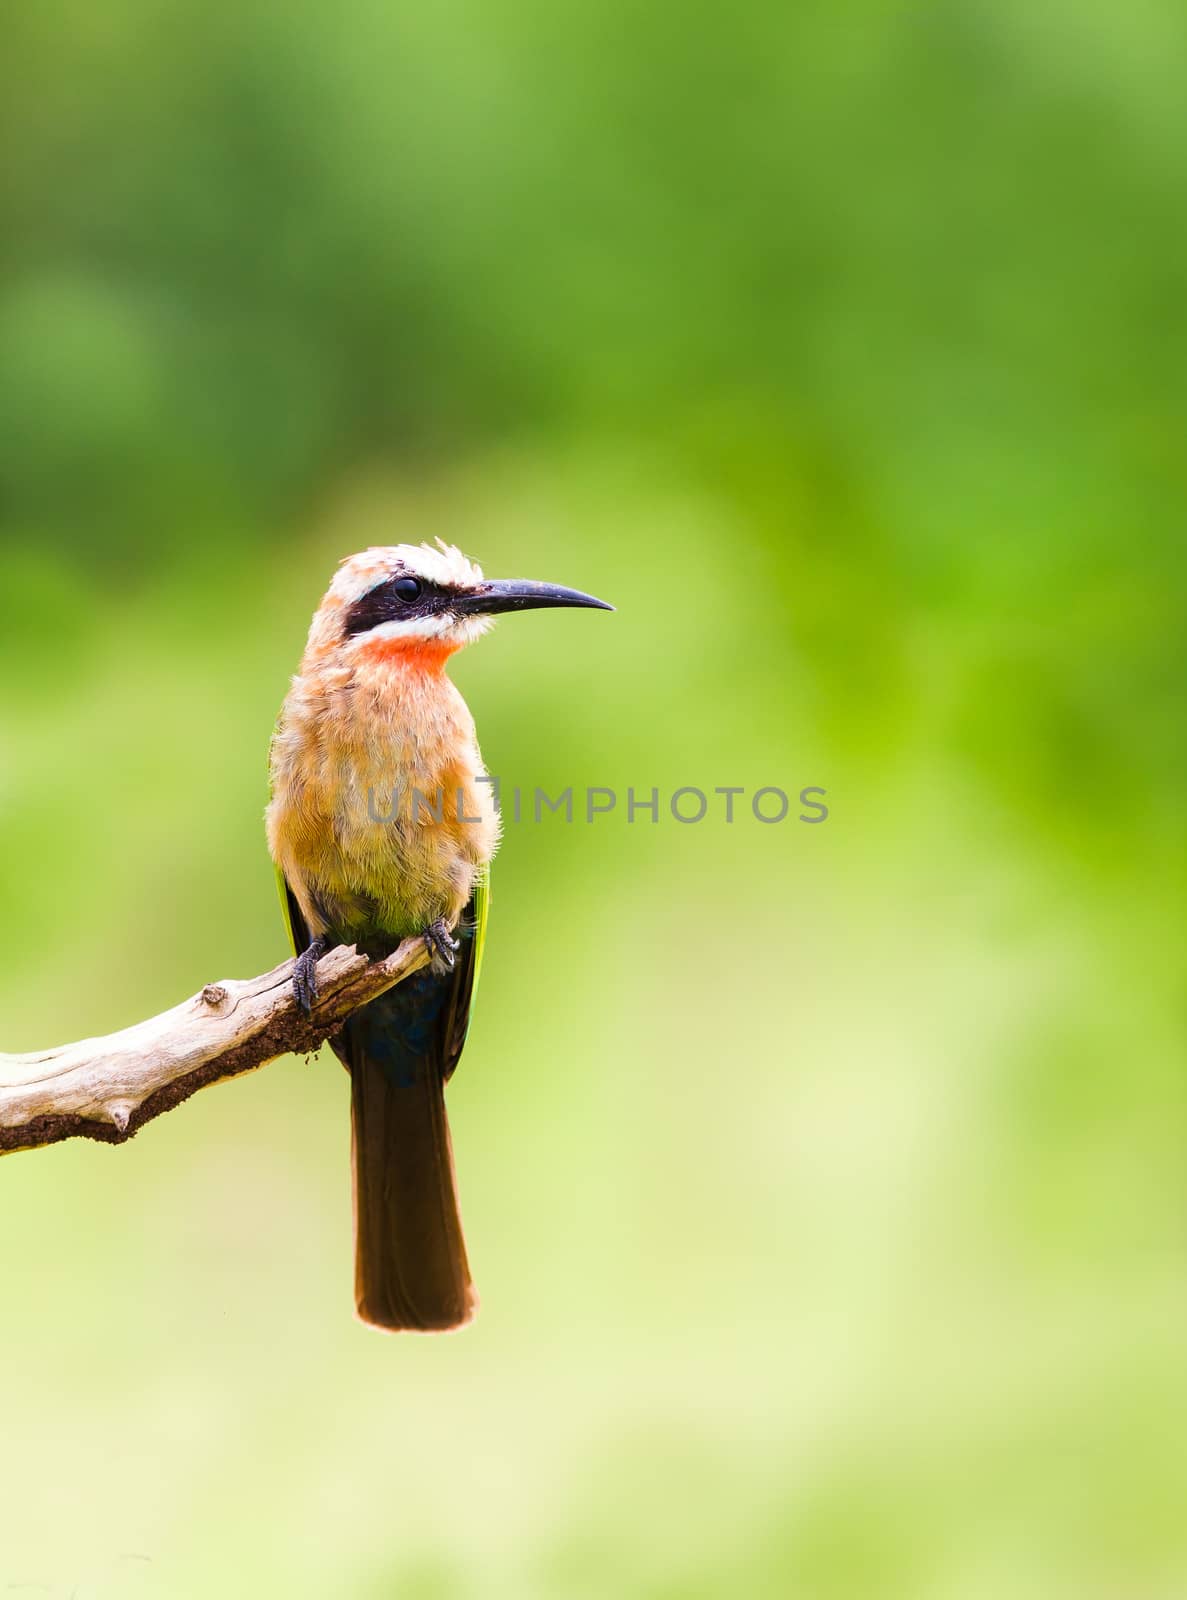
left=423, top=917, right=460, bottom=976
left=293, top=935, right=330, bottom=1014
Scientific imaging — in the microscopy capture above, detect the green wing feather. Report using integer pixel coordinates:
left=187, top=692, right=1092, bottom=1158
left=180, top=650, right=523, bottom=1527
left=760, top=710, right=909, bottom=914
left=276, top=863, right=302, bottom=955
left=441, top=865, right=489, bottom=1079
left=468, top=864, right=491, bottom=1018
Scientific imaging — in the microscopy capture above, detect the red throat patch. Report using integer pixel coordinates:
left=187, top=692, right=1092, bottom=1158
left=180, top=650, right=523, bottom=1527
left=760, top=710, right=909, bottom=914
left=356, top=635, right=459, bottom=673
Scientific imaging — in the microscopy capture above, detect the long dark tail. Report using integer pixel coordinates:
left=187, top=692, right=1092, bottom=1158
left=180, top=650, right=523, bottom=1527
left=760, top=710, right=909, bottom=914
left=344, top=986, right=476, bottom=1332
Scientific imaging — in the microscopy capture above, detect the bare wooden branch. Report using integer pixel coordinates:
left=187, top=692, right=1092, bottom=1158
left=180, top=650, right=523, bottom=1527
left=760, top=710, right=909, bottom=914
left=0, top=938, right=430, bottom=1156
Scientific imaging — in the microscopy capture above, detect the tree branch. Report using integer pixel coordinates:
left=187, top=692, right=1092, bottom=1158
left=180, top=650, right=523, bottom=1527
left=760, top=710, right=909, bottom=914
left=0, top=938, right=430, bottom=1156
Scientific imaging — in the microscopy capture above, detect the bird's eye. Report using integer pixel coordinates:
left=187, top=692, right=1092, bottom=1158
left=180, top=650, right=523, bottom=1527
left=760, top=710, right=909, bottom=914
left=392, top=576, right=422, bottom=602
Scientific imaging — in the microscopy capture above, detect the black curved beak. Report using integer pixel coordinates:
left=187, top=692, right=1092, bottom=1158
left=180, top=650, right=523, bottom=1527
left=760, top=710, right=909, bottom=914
left=454, top=579, right=615, bottom=616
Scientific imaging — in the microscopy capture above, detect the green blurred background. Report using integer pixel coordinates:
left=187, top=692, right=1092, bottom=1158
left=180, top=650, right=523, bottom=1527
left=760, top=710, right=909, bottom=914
left=1, top=2, right=1185, bottom=1595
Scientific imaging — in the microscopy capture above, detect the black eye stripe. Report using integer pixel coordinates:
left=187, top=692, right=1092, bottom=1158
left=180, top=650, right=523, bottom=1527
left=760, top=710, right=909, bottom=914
left=343, top=576, right=453, bottom=637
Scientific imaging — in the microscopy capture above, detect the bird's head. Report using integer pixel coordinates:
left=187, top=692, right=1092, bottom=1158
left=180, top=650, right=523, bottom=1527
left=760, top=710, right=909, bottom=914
left=306, top=542, right=613, bottom=669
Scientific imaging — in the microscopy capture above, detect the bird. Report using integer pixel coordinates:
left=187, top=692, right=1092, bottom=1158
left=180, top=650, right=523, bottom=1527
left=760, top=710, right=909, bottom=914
left=266, top=541, right=612, bottom=1332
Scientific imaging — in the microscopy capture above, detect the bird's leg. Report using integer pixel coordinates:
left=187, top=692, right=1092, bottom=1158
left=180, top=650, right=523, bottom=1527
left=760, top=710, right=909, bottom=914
left=293, top=935, right=331, bottom=1014
left=423, top=917, right=460, bottom=976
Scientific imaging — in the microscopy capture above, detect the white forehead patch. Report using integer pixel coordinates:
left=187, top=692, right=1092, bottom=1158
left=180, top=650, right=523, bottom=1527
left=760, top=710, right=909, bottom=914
left=330, top=539, right=484, bottom=606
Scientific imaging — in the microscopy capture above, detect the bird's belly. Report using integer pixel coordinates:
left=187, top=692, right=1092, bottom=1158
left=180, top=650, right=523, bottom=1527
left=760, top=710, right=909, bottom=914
left=297, top=749, right=497, bottom=942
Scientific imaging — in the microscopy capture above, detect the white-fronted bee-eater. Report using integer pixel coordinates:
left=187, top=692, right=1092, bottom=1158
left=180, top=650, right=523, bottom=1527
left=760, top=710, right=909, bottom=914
left=266, top=543, right=612, bottom=1332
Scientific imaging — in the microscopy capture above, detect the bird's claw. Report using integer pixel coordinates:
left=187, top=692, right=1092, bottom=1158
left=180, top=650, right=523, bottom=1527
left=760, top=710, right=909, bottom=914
left=424, top=918, right=460, bottom=976
left=293, top=936, right=330, bottom=1015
